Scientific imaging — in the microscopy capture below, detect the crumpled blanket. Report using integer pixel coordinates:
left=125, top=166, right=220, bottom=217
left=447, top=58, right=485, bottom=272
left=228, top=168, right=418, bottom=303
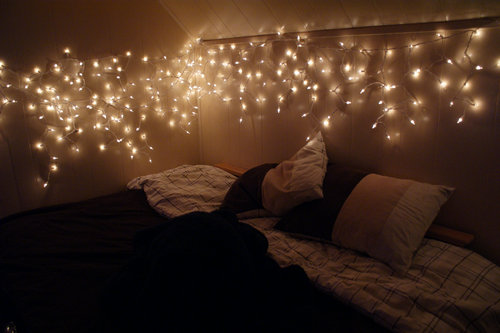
left=100, top=210, right=316, bottom=333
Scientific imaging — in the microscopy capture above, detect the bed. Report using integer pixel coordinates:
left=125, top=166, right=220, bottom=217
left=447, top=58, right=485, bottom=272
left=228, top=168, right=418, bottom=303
left=1, top=136, right=499, bottom=333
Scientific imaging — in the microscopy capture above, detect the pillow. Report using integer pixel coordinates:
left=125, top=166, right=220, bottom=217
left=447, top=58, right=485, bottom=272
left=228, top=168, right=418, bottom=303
left=275, top=165, right=454, bottom=274
left=332, top=174, right=454, bottom=274
left=261, top=131, right=328, bottom=216
left=127, top=165, right=237, bottom=219
left=220, top=163, right=278, bottom=214
left=274, top=164, right=369, bottom=240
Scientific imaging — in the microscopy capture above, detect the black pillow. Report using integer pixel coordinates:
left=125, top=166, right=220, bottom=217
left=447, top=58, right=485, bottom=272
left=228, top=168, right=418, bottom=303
left=220, top=163, right=278, bottom=214
left=274, top=164, right=368, bottom=240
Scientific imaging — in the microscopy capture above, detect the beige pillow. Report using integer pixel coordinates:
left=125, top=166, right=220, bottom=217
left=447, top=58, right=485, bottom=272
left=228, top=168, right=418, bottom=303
left=332, top=173, right=454, bottom=274
left=261, top=131, right=328, bottom=216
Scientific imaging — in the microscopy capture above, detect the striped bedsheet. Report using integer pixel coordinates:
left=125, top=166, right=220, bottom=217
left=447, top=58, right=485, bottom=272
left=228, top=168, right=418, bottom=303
left=242, top=215, right=500, bottom=333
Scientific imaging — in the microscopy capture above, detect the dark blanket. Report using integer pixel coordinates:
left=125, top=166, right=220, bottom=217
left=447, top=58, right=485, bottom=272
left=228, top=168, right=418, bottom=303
left=0, top=190, right=168, bottom=333
left=100, top=210, right=316, bottom=333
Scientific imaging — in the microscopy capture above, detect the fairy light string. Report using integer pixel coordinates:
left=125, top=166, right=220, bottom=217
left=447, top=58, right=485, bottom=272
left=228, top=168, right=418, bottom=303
left=0, top=27, right=494, bottom=186
left=1, top=49, right=200, bottom=187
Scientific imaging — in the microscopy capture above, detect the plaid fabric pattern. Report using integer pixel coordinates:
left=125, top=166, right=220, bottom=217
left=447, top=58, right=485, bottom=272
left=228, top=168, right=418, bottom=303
left=131, top=166, right=499, bottom=332
left=127, top=165, right=237, bottom=219
left=243, top=217, right=500, bottom=333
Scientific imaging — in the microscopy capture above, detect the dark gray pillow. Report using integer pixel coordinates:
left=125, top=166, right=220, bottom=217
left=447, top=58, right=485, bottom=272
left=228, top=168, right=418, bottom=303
left=220, top=163, right=278, bottom=214
left=274, top=164, right=368, bottom=240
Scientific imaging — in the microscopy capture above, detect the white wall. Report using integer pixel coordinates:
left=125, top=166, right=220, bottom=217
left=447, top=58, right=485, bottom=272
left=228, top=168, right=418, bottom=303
left=0, top=0, right=200, bottom=217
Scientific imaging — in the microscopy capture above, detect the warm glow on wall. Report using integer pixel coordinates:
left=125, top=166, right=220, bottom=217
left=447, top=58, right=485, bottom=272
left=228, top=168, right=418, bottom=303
left=192, top=28, right=489, bottom=140
left=0, top=27, right=495, bottom=187
left=1, top=49, right=197, bottom=187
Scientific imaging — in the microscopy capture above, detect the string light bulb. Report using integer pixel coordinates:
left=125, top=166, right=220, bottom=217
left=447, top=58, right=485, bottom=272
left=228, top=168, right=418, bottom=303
left=0, top=27, right=490, bottom=187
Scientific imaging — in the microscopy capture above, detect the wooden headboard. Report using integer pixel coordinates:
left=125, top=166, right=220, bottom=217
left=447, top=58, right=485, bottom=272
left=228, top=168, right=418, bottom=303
left=215, top=163, right=474, bottom=248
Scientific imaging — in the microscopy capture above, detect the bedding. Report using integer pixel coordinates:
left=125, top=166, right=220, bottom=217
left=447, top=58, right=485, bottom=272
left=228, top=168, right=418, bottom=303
left=220, top=163, right=278, bottom=214
left=261, top=131, right=328, bottom=216
left=100, top=209, right=319, bottom=333
left=1, top=164, right=499, bottom=333
left=0, top=166, right=388, bottom=333
left=244, top=216, right=500, bottom=333
left=127, top=164, right=237, bottom=218
left=135, top=164, right=500, bottom=333
left=0, top=190, right=167, bottom=333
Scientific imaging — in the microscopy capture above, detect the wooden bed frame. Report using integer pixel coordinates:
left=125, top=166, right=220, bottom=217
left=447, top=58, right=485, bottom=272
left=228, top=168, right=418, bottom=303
left=214, top=163, right=475, bottom=248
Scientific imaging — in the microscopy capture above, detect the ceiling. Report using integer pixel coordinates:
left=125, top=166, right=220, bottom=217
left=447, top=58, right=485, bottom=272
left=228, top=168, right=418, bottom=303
left=159, top=0, right=500, bottom=42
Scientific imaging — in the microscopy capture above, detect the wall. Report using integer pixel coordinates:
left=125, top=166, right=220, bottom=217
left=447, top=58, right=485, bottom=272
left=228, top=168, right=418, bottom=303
left=0, top=0, right=199, bottom=217
left=199, top=26, right=500, bottom=265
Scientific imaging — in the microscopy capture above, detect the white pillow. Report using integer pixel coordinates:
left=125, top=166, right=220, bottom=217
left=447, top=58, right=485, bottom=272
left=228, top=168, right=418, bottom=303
left=332, top=173, right=454, bottom=274
left=261, top=131, right=328, bottom=216
left=127, top=165, right=237, bottom=218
